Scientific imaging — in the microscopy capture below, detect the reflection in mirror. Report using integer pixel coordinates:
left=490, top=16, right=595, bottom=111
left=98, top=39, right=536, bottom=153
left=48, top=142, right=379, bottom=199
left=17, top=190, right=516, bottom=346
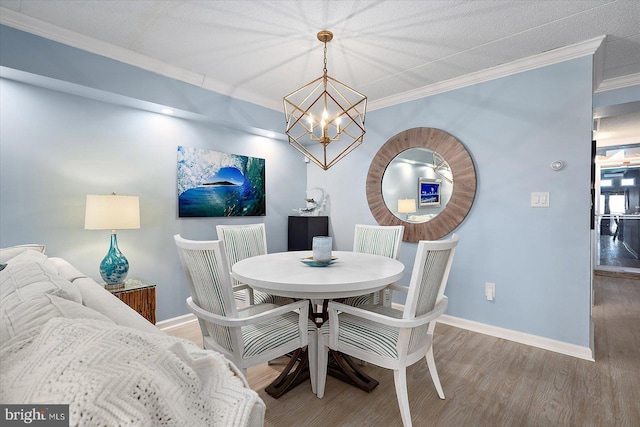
left=382, top=148, right=452, bottom=223
left=366, top=127, right=476, bottom=242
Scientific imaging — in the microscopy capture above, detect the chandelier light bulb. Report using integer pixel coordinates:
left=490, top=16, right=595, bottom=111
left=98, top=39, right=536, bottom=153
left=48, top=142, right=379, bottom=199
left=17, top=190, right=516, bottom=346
left=308, top=114, right=314, bottom=132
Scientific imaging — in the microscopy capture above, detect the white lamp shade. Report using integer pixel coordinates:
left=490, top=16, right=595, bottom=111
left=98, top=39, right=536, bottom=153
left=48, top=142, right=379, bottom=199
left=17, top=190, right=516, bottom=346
left=398, top=198, right=416, bottom=214
left=84, top=195, right=140, bottom=230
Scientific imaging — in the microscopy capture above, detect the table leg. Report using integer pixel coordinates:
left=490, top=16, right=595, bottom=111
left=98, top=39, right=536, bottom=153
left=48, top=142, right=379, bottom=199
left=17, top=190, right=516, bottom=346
left=264, top=348, right=310, bottom=398
left=327, top=350, right=379, bottom=392
left=309, top=299, right=328, bottom=326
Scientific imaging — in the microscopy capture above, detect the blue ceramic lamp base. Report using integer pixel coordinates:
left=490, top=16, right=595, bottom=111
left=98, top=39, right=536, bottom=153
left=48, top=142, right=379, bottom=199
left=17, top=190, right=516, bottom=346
left=100, top=233, right=129, bottom=289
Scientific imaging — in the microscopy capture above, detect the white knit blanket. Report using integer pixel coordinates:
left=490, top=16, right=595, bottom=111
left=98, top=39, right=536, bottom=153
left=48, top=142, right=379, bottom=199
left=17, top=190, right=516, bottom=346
left=0, top=318, right=265, bottom=427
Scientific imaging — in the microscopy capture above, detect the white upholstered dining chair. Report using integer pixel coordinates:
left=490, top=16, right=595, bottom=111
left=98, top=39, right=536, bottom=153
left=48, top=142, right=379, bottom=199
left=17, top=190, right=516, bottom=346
left=317, top=234, right=459, bottom=427
left=174, top=235, right=318, bottom=392
left=216, top=223, right=290, bottom=306
left=343, top=224, right=404, bottom=306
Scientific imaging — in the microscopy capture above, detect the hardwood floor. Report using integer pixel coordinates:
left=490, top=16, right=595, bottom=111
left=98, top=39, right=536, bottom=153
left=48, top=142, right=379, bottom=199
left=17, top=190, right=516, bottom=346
left=165, top=275, right=640, bottom=426
left=599, top=234, right=640, bottom=269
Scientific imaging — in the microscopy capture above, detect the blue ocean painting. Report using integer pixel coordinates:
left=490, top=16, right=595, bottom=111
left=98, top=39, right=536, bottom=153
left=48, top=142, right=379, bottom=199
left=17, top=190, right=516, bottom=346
left=177, top=146, right=265, bottom=217
left=420, top=182, right=440, bottom=205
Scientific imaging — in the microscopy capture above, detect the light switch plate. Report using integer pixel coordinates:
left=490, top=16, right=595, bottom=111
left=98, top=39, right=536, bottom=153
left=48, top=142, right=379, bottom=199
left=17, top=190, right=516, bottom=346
left=531, top=192, right=550, bottom=207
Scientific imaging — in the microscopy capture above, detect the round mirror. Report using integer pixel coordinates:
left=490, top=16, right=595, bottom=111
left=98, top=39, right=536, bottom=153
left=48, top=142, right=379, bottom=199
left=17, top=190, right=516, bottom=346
left=382, top=147, right=453, bottom=223
left=366, top=127, right=476, bottom=242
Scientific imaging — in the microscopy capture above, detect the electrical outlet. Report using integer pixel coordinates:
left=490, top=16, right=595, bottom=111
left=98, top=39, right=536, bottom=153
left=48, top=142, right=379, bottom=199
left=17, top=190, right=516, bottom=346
left=485, top=282, right=496, bottom=301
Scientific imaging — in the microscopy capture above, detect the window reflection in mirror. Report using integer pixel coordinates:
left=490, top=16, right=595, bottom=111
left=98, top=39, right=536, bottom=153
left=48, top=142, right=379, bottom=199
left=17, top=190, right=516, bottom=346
left=381, top=148, right=453, bottom=223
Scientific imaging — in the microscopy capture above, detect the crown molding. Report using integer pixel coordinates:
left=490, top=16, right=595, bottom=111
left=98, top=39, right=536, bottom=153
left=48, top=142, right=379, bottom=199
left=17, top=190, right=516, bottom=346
left=595, top=73, right=640, bottom=93
left=1, top=7, right=288, bottom=111
left=592, top=35, right=606, bottom=90
left=369, top=35, right=607, bottom=111
left=3, top=9, right=628, bottom=112
left=0, top=7, right=206, bottom=87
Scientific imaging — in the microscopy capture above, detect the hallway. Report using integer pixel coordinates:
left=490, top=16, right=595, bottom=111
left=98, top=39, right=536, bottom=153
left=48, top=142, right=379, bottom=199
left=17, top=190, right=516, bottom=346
left=599, top=234, right=640, bottom=269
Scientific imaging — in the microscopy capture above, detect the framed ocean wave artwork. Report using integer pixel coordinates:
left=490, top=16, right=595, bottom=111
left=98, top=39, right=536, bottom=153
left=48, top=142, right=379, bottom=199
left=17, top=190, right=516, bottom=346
left=177, top=146, right=266, bottom=217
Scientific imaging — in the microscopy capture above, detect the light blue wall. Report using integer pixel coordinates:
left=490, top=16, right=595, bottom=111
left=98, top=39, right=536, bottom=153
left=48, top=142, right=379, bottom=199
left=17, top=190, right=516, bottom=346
left=0, top=27, right=307, bottom=322
left=593, top=84, right=640, bottom=110
left=309, top=57, right=594, bottom=347
left=0, top=25, right=282, bottom=132
left=0, top=24, right=599, bottom=348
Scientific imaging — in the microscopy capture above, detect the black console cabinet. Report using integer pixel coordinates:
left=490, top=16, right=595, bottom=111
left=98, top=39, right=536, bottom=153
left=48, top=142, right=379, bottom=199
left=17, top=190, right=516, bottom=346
left=288, top=216, right=329, bottom=251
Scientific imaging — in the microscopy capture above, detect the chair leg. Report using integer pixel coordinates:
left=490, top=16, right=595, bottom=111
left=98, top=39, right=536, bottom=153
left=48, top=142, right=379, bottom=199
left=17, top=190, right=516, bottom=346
left=316, top=337, right=328, bottom=398
left=393, top=368, right=412, bottom=427
left=308, top=333, right=318, bottom=394
left=426, top=345, right=445, bottom=399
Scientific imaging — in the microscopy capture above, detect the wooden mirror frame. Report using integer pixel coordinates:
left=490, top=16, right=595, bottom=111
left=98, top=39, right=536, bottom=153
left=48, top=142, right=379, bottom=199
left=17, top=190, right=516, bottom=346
left=366, top=127, right=476, bottom=242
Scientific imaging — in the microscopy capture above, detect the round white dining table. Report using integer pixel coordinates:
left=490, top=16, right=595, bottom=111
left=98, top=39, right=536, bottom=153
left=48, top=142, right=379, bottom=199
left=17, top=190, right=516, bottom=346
left=231, top=250, right=405, bottom=398
left=231, top=250, right=405, bottom=300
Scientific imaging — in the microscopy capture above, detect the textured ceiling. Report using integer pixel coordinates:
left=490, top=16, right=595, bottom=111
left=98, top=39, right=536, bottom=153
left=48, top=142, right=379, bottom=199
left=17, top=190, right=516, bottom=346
left=1, top=0, right=639, bottom=145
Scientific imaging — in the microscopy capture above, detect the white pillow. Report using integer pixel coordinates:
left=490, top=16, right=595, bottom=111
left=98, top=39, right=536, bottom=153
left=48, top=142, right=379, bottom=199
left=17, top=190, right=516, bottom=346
left=0, top=244, right=46, bottom=264
left=4, top=249, right=59, bottom=275
left=0, top=260, right=82, bottom=306
left=0, top=294, right=114, bottom=343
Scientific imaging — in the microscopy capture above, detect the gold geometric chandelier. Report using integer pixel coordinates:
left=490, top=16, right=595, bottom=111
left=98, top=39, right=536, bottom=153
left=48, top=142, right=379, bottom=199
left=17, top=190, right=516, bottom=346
left=284, top=30, right=367, bottom=170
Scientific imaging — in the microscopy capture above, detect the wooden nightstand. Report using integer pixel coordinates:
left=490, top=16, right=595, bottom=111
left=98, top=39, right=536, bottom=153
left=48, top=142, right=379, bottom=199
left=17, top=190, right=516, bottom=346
left=105, top=279, right=156, bottom=324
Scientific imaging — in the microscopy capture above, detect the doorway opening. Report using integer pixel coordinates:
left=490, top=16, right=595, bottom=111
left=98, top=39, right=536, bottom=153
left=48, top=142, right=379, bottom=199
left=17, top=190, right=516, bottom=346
left=594, top=144, right=640, bottom=273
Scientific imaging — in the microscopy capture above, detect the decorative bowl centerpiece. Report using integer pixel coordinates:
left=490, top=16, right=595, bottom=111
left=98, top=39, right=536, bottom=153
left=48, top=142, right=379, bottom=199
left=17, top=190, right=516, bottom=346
left=300, top=256, right=337, bottom=267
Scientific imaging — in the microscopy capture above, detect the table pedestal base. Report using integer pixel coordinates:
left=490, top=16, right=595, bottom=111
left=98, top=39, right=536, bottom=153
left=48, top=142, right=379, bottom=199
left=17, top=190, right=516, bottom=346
left=327, top=350, right=379, bottom=392
left=264, top=348, right=378, bottom=398
left=264, top=300, right=379, bottom=398
left=264, top=348, right=310, bottom=398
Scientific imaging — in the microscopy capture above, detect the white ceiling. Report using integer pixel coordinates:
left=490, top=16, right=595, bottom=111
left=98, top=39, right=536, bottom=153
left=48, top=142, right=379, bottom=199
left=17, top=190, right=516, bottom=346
left=1, top=0, right=639, bottom=145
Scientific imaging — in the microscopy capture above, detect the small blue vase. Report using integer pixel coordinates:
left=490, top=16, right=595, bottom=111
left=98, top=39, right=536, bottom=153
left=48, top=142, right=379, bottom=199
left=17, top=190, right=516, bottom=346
left=100, top=233, right=129, bottom=285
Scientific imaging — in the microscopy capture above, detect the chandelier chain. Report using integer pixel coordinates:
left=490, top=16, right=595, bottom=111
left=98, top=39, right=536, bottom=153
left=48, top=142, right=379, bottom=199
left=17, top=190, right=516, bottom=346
left=323, top=41, right=328, bottom=75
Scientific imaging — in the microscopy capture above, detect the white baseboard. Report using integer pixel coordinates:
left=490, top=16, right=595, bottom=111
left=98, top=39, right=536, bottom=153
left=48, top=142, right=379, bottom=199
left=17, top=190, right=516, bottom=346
left=389, top=302, right=593, bottom=361
left=438, top=314, right=595, bottom=362
left=156, top=313, right=197, bottom=331
left=161, top=307, right=594, bottom=361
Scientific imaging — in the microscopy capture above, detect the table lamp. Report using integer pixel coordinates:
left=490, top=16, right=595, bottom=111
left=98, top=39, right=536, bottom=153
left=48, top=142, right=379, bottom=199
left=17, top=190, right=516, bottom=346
left=85, top=194, right=140, bottom=289
left=398, top=199, right=416, bottom=220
